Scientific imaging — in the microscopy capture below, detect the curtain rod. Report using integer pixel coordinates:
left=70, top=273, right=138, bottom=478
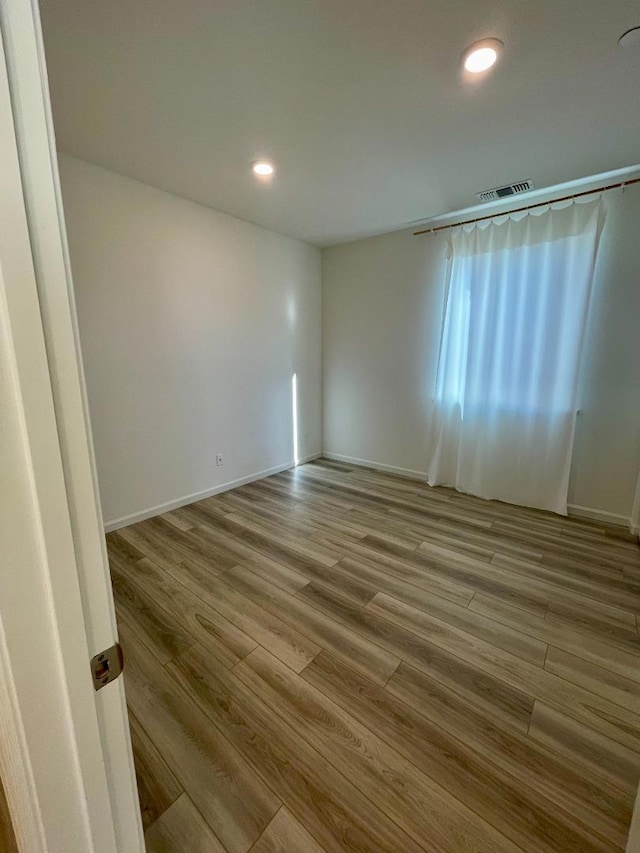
left=412, top=177, right=640, bottom=236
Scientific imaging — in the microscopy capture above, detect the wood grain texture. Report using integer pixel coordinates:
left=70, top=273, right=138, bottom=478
left=249, top=806, right=325, bottom=853
left=168, top=643, right=423, bottom=853
left=129, top=711, right=183, bottom=831
left=236, top=646, right=520, bottom=852
left=224, top=565, right=400, bottom=686
left=122, top=557, right=257, bottom=669
left=529, top=701, right=640, bottom=792
left=468, top=592, right=640, bottom=690
left=166, top=559, right=321, bottom=672
left=387, top=661, right=633, bottom=847
left=303, top=651, right=623, bottom=851
left=368, top=592, right=640, bottom=752
left=144, top=793, right=225, bottom=852
left=110, top=561, right=196, bottom=664
left=121, top=622, right=280, bottom=853
left=107, top=459, right=640, bottom=851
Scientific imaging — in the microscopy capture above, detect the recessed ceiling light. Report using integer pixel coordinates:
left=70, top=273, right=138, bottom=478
left=619, top=26, right=640, bottom=48
left=462, top=38, right=503, bottom=74
left=251, top=160, right=275, bottom=177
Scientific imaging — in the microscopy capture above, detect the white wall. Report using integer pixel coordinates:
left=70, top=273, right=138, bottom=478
left=59, top=154, right=321, bottom=528
left=322, top=185, right=640, bottom=524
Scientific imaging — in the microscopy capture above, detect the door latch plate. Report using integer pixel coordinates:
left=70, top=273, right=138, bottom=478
left=90, top=643, right=124, bottom=691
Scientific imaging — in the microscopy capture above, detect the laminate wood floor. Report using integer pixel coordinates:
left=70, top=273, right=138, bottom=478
left=107, top=459, right=640, bottom=852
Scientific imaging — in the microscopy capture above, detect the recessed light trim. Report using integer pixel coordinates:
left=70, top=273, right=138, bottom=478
left=619, top=26, right=640, bottom=48
left=462, top=38, right=503, bottom=74
left=251, top=160, right=275, bottom=177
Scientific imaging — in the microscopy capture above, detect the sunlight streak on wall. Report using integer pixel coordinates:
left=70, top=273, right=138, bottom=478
left=292, top=372, right=299, bottom=465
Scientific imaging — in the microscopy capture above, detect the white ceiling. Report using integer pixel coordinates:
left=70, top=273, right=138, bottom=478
left=40, top=0, right=640, bottom=246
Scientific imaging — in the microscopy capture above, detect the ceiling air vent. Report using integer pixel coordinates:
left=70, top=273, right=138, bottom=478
left=477, top=180, right=534, bottom=203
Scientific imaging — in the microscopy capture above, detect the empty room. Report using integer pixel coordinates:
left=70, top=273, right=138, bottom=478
left=2, top=1, right=640, bottom=851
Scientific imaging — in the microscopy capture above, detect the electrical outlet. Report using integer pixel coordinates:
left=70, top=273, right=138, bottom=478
left=216, top=453, right=224, bottom=467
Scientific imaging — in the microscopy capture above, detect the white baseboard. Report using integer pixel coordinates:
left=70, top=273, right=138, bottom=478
left=104, top=450, right=630, bottom=532
left=104, top=452, right=321, bottom=532
left=322, top=452, right=429, bottom=482
left=324, top=452, right=631, bottom=528
left=567, top=503, right=630, bottom=528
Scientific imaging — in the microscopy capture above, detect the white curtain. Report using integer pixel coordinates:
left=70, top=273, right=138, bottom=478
left=427, top=199, right=603, bottom=515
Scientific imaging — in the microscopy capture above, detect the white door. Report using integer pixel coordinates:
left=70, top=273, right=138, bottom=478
left=0, top=1, right=143, bottom=850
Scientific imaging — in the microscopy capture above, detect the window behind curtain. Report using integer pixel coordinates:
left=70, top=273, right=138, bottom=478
left=427, top=199, right=603, bottom=514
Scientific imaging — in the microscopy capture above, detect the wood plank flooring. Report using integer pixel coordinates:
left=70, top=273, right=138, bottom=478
left=107, top=459, right=640, bottom=852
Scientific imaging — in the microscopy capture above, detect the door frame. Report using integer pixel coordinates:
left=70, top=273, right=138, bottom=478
left=0, top=0, right=142, bottom=850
